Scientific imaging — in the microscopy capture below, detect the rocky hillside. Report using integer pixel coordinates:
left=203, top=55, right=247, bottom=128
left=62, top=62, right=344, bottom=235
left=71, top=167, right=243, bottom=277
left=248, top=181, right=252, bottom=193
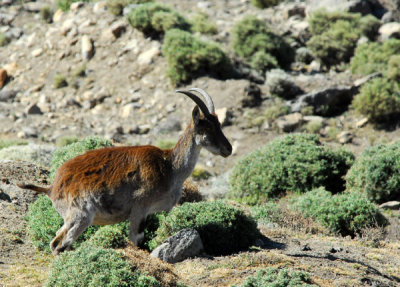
left=1, top=0, right=400, bottom=286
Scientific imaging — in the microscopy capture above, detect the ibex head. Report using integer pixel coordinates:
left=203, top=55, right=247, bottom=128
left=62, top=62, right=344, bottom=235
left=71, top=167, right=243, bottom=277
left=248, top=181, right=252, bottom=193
left=176, top=88, right=232, bottom=158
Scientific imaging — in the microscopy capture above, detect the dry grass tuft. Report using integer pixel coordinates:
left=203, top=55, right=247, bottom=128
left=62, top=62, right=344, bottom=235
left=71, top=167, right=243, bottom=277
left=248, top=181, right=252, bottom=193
left=122, top=243, right=183, bottom=287
left=179, top=179, right=203, bottom=204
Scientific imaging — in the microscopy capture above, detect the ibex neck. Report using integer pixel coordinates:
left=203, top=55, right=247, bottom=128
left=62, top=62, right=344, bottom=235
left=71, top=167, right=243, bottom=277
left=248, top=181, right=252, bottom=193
left=171, top=123, right=201, bottom=180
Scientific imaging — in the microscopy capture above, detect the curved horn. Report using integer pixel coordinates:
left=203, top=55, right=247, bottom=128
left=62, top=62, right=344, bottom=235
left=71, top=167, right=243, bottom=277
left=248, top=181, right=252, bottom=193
left=176, top=90, right=210, bottom=117
left=189, top=88, right=215, bottom=114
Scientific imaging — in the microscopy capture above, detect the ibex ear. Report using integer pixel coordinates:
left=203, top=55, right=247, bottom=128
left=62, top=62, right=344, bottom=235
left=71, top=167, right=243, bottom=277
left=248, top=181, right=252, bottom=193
left=192, top=106, right=201, bottom=125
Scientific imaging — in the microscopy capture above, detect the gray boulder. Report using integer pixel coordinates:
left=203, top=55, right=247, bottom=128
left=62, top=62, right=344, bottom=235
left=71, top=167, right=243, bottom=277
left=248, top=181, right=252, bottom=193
left=150, top=228, right=204, bottom=263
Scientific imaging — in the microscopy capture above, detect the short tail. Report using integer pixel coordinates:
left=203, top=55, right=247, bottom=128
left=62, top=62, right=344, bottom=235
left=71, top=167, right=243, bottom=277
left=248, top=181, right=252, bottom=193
left=17, top=183, right=51, bottom=195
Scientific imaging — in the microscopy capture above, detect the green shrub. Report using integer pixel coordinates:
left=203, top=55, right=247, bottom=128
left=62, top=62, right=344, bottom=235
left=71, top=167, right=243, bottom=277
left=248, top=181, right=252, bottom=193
left=346, top=143, right=400, bottom=203
left=350, top=39, right=400, bottom=76
left=232, top=16, right=294, bottom=73
left=56, top=135, right=79, bottom=147
left=46, top=245, right=162, bottom=287
left=250, top=0, right=282, bottom=9
left=191, top=165, right=212, bottom=180
left=190, top=12, right=218, bottom=35
left=264, top=98, right=290, bottom=123
left=53, top=74, right=67, bottom=89
left=56, top=0, right=88, bottom=11
left=234, top=267, right=316, bottom=287
left=0, top=33, right=8, bottom=46
left=126, top=3, right=190, bottom=37
left=293, top=188, right=387, bottom=237
left=149, top=201, right=259, bottom=255
left=87, top=224, right=129, bottom=249
left=307, top=10, right=381, bottom=68
left=351, top=77, right=400, bottom=123
left=50, top=136, right=112, bottom=179
left=40, top=6, right=52, bottom=23
left=162, top=29, right=232, bottom=85
left=106, top=0, right=153, bottom=16
left=229, top=134, right=354, bottom=204
left=388, top=55, right=400, bottom=82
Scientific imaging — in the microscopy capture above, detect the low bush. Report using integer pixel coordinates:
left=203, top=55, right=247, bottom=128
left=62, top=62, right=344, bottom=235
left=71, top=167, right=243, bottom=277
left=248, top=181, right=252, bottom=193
left=162, top=29, right=232, bottom=85
left=190, top=12, right=218, bottom=35
left=307, top=10, right=381, bottom=68
left=106, top=0, right=153, bottom=16
left=351, top=77, right=400, bottom=123
left=350, top=39, right=400, bottom=76
left=388, top=55, right=400, bottom=82
left=232, top=16, right=294, bottom=73
left=251, top=0, right=282, bottom=9
left=264, top=98, right=290, bottom=123
left=346, top=143, right=400, bottom=203
left=265, top=69, right=302, bottom=99
left=49, top=136, right=112, bottom=179
left=229, top=134, right=354, bottom=204
left=235, top=267, right=316, bottom=287
left=126, top=3, right=190, bottom=37
left=46, top=245, right=162, bottom=287
left=25, top=195, right=100, bottom=252
left=40, top=6, right=52, bottom=23
left=293, top=188, right=387, bottom=237
left=149, top=201, right=259, bottom=255
left=56, top=0, right=88, bottom=11
left=87, top=224, right=129, bottom=249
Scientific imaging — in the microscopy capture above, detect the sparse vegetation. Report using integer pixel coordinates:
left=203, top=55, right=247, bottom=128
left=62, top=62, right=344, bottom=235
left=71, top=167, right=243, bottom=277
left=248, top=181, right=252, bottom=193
left=56, top=0, right=88, bottom=11
left=162, top=29, right=232, bottom=85
left=155, top=139, right=175, bottom=149
left=0, top=139, right=27, bottom=150
left=179, top=180, right=203, bottom=204
left=307, top=10, right=381, bottom=68
left=234, top=267, right=317, bottom=287
left=46, top=245, right=162, bottom=287
left=229, top=134, right=354, bottom=204
left=73, top=64, right=86, bottom=77
left=40, top=6, right=52, bottom=23
left=351, top=78, right=400, bottom=123
left=264, top=98, right=290, bottom=123
left=346, top=142, right=400, bottom=204
left=49, top=136, right=112, bottom=179
left=293, top=187, right=387, bottom=237
left=232, top=16, right=294, bottom=73
left=56, top=136, right=79, bottom=147
left=191, top=165, right=212, bottom=180
left=350, top=39, right=400, bottom=76
left=190, top=12, right=218, bottom=34
left=0, top=33, right=8, bottom=46
left=149, top=201, right=259, bottom=255
left=53, top=74, right=68, bottom=89
left=126, top=3, right=190, bottom=37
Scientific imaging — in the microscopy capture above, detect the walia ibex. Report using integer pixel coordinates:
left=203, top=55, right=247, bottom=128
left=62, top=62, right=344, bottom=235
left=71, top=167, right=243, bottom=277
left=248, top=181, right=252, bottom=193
left=18, top=88, right=232, bottom=255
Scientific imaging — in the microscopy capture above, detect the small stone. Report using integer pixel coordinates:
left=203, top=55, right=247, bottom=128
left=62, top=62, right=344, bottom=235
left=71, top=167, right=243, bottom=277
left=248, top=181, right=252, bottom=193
left=276, top=113, right=303, bottom=132
left=31, top=48, right=43, bottom=57
left=0, top=69, right=8, bottom=88
left=241, top=83, right=262, bottom=108
left=52, top=9, right=63, bottom=23
left=215, top=107, right=232, bottom=127
left=121, top=103, right=141, bottom=118
left=336, top=131, right=353, bottom=144
left=379, top=201, right=400, bottom=210
left=0, top=89, right=18, bottom=102
left=309, top=60, right=321, bottom=72
left=93, top=1, right=107, bottom=13
left=70, top=2, right=84, bottom=10
left=3, top=62, right=18, bottom=76
left=25, top=103, right=43, bottom=115
left=329, top=247, right=343, bottom=253
left=355, top=118, right=368, bottom=128
left=110, top=21, right=127, bottom=38
left=137, top=45, right=160, bottom=66
left=379, top=22, right=400, bottom=40
left=150, top=228, right=204, bottom=263
left=81, top=35, right=94, bottom=61
left=302, top=244, right=312, bottom=251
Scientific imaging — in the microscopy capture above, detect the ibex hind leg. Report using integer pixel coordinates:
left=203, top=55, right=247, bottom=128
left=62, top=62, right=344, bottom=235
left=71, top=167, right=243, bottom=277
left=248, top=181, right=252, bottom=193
left=50, top=207, right=94, bottom=255
left=128, top=208, right=147, bottom=246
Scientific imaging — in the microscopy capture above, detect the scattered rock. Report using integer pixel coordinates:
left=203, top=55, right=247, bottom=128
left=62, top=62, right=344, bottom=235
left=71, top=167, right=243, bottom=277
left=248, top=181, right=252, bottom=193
left=81, top=35, right=94, bottom=61
left=150, top=228, right=204, bottom=263
left=0, top=144, right=55, bottom=167
left=283, top=3, right=306, bottom=19
left=156, top=116, right=182, bottom=133
left=31, top=48, right=43, bottom=57
left=0, top=89, right=18, bottom=102
left=306, top=0, right=386, bottom=17
left=0, top=12, right=15, bottom=25
left=266, top=69, right=302, bottom=100
left=240, top=83, right=262, bottom=108
left=25, top=103, right=43, bottom=115
left=215, top=107, right=232, bottom=127
left=276, top=112, right=303, bottom=132
left=302, top=244, right=312, bottom=251
left=110, top=21, right=127, bottom=38
left=0, top=69, right=8, bottom=89
left=52, top=9, right=63, bottom=22
left=137, top=45, right=160, bottom=66
left=290, top=86, right=357, bottom=117
left=70, top=1, right=84, bottom=10
left=379, top=22, right=400, bottom=40
left=353, top=72, right=382, bottom=87
left=329, top=247, right=343, bottom=253
left=379, top=201, right=400, bottom=210
left=121, top=103, right=142, bottom=118
left=355, top=118, right=368, bottom=128
left=336, top=131, right=353, bottom=144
